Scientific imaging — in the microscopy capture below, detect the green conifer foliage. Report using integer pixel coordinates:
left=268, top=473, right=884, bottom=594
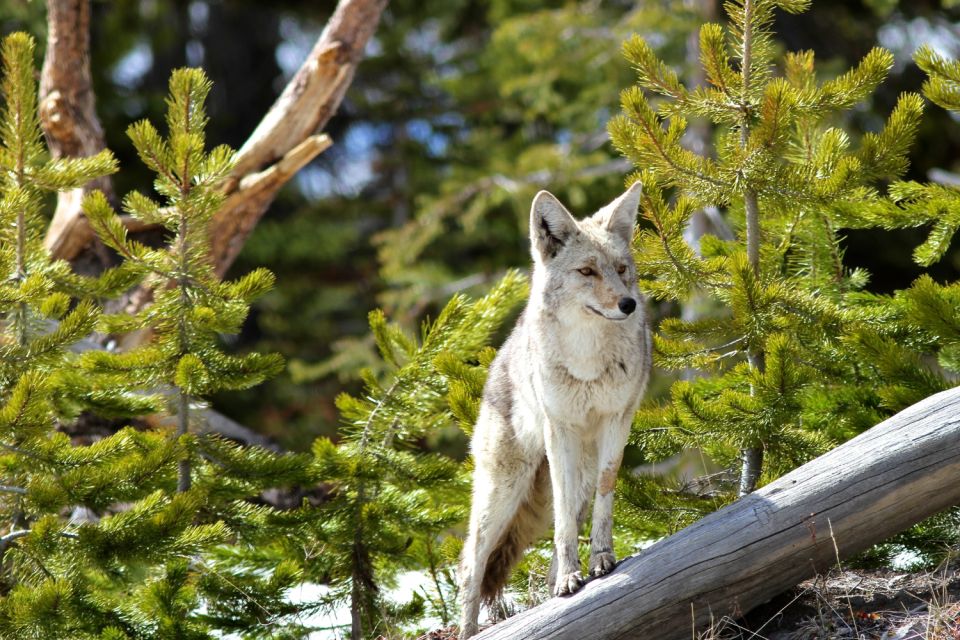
left=608, top=0, right=926, bottom=528
left=816, top=46, right=960, bottom=568
left=0, top=31, right=529, bottom=638
left=803, top=48, right=960, bottom=426
left=0, top=53, right=316, bottom=638
left=854, top=50, right=960, bottom=416
left=75, top=67, right=327, bottom=639
left=82, top=68, right=284, bottom=492
left=0, top=33, right=136, bottom=409
left=300, top=271, right=526, bottom=639
left=0, top=34, right=225, bottom=639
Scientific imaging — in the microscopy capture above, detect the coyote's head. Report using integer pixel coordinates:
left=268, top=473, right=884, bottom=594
left=529, top=183, right=642, bottom=323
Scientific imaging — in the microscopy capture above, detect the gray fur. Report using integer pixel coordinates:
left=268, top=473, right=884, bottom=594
left=531, top=191, right=578, bottom=260
left=483, top=351, right=514, bottom=428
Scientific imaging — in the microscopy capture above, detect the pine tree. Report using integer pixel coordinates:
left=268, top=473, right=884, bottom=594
left=0, top=29, right=531, bottom=640
left=0, top=43, right=317, bottom=637
left=82, top=68, right=284, bottom=492
left=810, top=46, right=960, bottom=568
left=75, top=67, right=331, bottom=639
left=607, top=0, right=926, bottom=532
left=0, top=33, right=222, bottom=639
left=839, top=46, right=960, bottom=377
left=296, top=271, right=526, bottom=639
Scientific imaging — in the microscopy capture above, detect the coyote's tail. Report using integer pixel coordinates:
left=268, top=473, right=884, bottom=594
left=479, top=457, right=551, bottom=601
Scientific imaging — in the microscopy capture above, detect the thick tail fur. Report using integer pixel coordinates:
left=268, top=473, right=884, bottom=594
left=479, top=457, right=552, bottom=602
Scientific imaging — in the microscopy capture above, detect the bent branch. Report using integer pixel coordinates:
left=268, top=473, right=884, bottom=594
left=46, top=0, right=388, bottom=285
left=202, top=0, right=387, bottom=278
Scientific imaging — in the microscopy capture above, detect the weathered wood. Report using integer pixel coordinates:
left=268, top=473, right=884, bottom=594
left=208, top=0, right=388, bottom=277
left=113, top=0, right=386, bottom=324
left=474, top=386, right=960, bottom=640
left=46, top=0, right=387, bottom=285
left=211, top=133, right=332, bottom=277
left=226, top=0, right=386, bottom=182
left=40, top=0, right=113, bottom=262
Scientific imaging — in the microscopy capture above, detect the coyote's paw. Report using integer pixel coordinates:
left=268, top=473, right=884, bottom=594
left=458, top=622, right=478, bottom=640
left=589, top=551, right=617, bottom=577
left=553, top=571, right=584, bottom=597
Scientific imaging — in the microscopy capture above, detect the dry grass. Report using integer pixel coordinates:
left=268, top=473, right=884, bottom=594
left=703, top=564, right=960, bottom=640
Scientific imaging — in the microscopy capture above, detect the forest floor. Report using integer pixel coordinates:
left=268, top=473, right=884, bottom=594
left=415, top=565, right=960, bottom=640
left=726, top=565, right=960, bottom=640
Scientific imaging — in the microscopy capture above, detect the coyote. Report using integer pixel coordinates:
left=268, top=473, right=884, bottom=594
left=458, top=183, right=650, bottom=638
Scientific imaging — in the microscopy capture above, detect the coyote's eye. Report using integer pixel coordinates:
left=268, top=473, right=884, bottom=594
left=617, top=265, right=627, bottom=275
left=578, top=267, right=596, bottom=277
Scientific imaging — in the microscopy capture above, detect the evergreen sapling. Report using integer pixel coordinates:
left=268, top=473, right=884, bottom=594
left=607, top=0, right=925, bottom=534
left=82, top=68, right=284, bottom=492
left=0, top=34, right=233, bottom=639
left=304, top=271, right=526, bottom=639
left=0, top=59, right=312, bottom=639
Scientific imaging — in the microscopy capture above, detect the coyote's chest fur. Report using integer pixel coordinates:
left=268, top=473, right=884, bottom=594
left=459, top=182, right=651, bottom=639
left=530, top=308, right=648, bottom=427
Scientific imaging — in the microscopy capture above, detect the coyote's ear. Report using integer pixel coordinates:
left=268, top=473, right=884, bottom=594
left=594, top=181, right=642, bottom=243
left=530, top=190, right=578, bottom=261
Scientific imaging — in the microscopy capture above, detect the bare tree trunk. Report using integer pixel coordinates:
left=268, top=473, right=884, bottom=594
left=40, top=0, right=113, bottom=266
left=37, top=0, right=387, bottom=453
left=106, top=0, right=388, bottom=337
left=473, top=386, right=960, bottom=639
left=200, top=0, right=390, bottom=278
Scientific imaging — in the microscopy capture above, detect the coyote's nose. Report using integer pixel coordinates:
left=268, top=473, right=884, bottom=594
left=618, top=297, right=636, bottom=315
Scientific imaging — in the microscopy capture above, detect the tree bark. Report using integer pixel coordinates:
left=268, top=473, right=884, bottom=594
left=44, top=0, right=388, bottom=283
left=201, top=0, right=388, bottom=279
left=473, top=386, right=960, bottom=639
left=110, top=0, right=387, bottom=329
left=36, top=0, right=379, bottom=457
left=40, top=0, right=114, bottom=264
left=209, top=133, right=332, bottom=277
left=739, top=0, right=766, bottom=496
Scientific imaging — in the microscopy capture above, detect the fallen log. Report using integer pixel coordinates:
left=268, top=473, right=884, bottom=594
left=475, top=386, right=960, bottom=640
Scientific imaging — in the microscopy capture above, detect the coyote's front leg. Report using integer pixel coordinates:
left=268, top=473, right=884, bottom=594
left=544, top=419, right=584, bottom=596
left=589, top=415, right=631, bottom=577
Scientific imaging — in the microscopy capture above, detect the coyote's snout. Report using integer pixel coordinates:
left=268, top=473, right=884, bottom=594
left=458, top=183, right=651, bottom=639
